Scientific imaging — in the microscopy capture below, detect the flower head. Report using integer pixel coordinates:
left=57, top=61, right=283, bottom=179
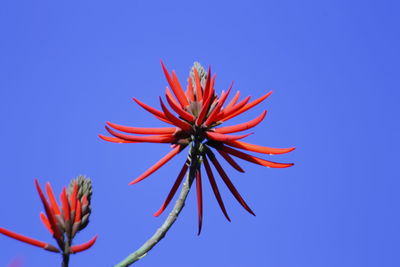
left=0, top=176, right=97, bottom=255
left=100, top=61, right=295, bottom=234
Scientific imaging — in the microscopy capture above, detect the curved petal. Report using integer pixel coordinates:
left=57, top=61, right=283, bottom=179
left=216, top=150, right=245, bottom=173
left=165, top=91, right=195, bottom=122
left=105, top=126, right=175, bottom=143
left=70, top=235, right=98, bottom=253
left=203, top=157, right=231, bottom=221
left=129, top=145, right=185, bottom=185
left=106, top=121, right=176, bottom=135
left=132, top=98, right=172, bottom=124
left=214, top=111, right=267, bottom=134
left=98, top=134, right=137, bottom=143
left=206, top=131, right=252, bottom=142
left=225, top=140, right=296, bottom=155
left=205, top=148, right=255, bottom=216
left=0, top=227, right=59, bottom=253
left=159, top=98, right=192, bottom=131
left=195, top=169, right=203, bottom=235
left=223, top=91, right=273, bottom=121
left=214, top=143, right=294, bottom=168
left=153, top=161, right=188, bottom=217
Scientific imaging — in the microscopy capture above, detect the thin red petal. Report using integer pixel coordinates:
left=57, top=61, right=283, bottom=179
left=159, top=98, right=192, bottom=131
left=75, top=199, right=81, bottom=223
left=193, top=68, right=203, bottom=101
left=217, top=150, right=245, bottom=173
left=105, top=126, right=175, bottom=143
left=196, top=92, right=214, bottom=126
left=70, top=235, right=98, bottom=253
left=0, top=227, right=59, bottom=253
left=165, top=91, right=195, bottom=122
left=224, top=91, right=240, bottom=110
left=215, top=144, right=294, bottom=168
left=106, top=121, right=176, bottom=135
left=133, top=98, right=172, bottom=124
left=98, top=134, right=137, bottom=143
left=35, top=180, right=62, bottom=240
left=45, top=183, right=61, bottom=215
left=205, top=149, right=255, bottom=216
left=129, top=145, right=184, bottom=185
left=202, top=67, right=212, bottom=101
left=40, top=212, right=54, bottom=235
left=187, top=77, right=195, bottom=102
left=171, top=70, right=190, bottom=107
left=153, top=162, right=188, bottom=217
left=214, top=111, right=267, bottom=134
left=203, top=157, right=231, bottom=221
left=216, top=96, right=250, bottom=121
left=225, top=140, right=296, bottom=155
left=196, top=169, right=203, bottom=235
left=223, top=91, right=273, bottom=121
left=206, top=131, right=252, bottom=142
left=204, top=84, right=233, bottom=126
left=61, top=188, right=70, bottom=222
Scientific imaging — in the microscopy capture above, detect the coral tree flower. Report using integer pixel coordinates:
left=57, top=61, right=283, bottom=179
left=0, top=176, right=97, bottom=256
left=100, top=61, right=295, bottom=234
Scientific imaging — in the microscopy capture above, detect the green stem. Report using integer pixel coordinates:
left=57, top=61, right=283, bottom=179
left=113, top=143, right=202, bottom=267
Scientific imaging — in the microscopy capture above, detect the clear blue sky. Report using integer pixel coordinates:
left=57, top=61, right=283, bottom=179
left=1, top=1, right=399, bottom=266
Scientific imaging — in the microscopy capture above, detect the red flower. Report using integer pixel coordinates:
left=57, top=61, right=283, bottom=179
left=100, top=61, right=295, bottom=234
left=0, top=176, right=97, bottom=256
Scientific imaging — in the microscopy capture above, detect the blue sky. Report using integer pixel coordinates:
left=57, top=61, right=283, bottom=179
left=0, top=0, right=399, bottom=266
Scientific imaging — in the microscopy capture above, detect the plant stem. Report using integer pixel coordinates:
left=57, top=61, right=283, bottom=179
left=113, top=143, right=201, bottom=267
left=62, top=253, right=70, bottom=267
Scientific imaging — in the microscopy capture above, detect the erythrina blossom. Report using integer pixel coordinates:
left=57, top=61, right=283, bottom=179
left=0, top=176, right=97, bottom=263
left=100, top=61, right=295, bottom=234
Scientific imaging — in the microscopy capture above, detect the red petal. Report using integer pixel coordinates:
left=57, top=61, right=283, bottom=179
left=70, top=235, right=98, bottom=253
left=159, top=98, right=192, bottom=131
left=193, top=68, right=203, bottom=101
left=196, top=91, right=214, bottom=126
left=223, top=91, right=273, bottom=121
left=35, top=180, right=62, bottom=239
left=171, top=70, right=190, bottom=107
left=153, top=161, right=188, bottom=217
left=160, top=61, right=189, bottom=107
left=45, top=183, right=61, bottom=215
left=0, top=227, right=60, bottom=253
left=203, top=157, right=231, bottom=221
left=217, top=150, right=245, bottom=173
left=216, top=144, right=294, bottom=168
left=75, top=199, right=82, bottom=223
left=105, top=126, right=175, bottom=143
left=214, top=111, right=267, bottom=134
left=99, top=134, right=136, bottom=143
left=205, top=149, right=255, bottom=216
left=204, top=83, right=233, bottom=126
left=206, top=131, right=252, bottom=142
left=225, top=140, right=296, bottom=155
left=216, top=96, right=250, bottom=121
left=129, top=145, right=184, bottom=185
left=165, top=91, right=195, bottom=122
left=133, top=98, right=172, bottom=124
left=187, top=77, right=195, bottom=102
left=61, top=187, right=70, bottom=222
left=224, top=91, right=240, bottom=110
left=195, top=169, right=203, bottom=235
left=202, top=67, right=212, bottom=101
left=106, top=121, right=176, bottom=135
left=40, top=212, right=54, bottom=235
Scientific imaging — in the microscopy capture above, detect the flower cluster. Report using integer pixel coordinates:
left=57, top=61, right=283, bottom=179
left=0, top=176, right=97, bottom=255
left=100, top=62, right=294, bottom=234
